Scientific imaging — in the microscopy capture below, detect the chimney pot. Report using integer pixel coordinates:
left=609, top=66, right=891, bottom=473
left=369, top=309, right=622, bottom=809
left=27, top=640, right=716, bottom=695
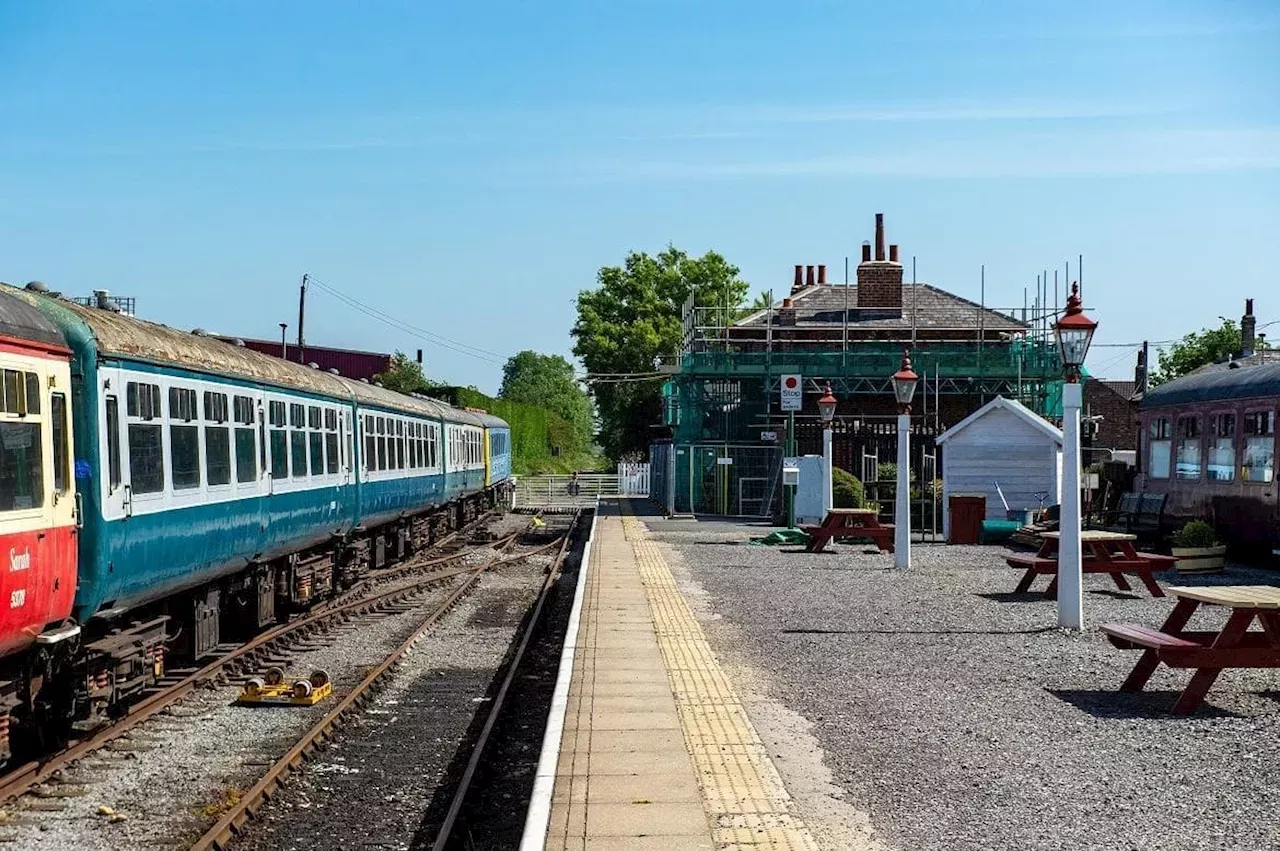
left=782, top=297, right=793, bottom=308
left=1246, top=298, right=1254, bottom=316
left=817, top=264, right=827, bottom=285
left=874, top=213, right=886, bottom=261
left=861, top=242, right=872, bottom=263
left=889, top=245, right=899, bottom=263
left=794, top=265, right=804, bottom=290
left=805, top=265, right=816, bottom=287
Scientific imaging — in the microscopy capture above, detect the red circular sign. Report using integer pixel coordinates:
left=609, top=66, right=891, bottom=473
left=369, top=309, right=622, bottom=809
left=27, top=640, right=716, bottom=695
left=785, top=377, right=798, bottom=389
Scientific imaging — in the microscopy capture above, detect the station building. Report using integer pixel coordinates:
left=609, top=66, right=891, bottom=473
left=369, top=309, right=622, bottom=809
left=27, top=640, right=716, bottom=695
left=652, top=213, right=1073, bottom=520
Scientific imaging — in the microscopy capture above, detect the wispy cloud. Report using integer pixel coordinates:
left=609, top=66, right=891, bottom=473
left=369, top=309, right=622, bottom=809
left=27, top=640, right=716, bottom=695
left=584, top=127, right=1280, bottom=181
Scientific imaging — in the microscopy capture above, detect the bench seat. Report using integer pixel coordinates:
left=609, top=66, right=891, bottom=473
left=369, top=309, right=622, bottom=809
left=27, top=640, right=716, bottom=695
left=1100, top=623, right=1199, bottom=651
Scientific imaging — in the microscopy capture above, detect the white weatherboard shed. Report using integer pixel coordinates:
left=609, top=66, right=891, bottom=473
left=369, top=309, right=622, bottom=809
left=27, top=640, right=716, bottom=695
left=936, top=397, right=1063, bottom=539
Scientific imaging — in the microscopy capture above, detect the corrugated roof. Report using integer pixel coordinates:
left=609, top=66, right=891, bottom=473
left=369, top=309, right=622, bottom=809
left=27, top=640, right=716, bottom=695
left=1140, top=360, right=1280, bottom=409
left=736, top=284, right=1027, bottom=333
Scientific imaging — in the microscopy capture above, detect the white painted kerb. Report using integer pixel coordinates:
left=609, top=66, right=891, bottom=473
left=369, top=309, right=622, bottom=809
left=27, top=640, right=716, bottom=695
left=517, top=500, right=600, bottom=850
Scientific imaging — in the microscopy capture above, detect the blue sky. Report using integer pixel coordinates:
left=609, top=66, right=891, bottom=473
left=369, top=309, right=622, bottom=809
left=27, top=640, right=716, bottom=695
left=2, top=0, right=1278, bottom=389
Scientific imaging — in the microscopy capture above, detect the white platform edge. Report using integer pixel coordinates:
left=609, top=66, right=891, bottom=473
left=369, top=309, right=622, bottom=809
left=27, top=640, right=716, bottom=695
left=517, top=499, right=601, bottom=850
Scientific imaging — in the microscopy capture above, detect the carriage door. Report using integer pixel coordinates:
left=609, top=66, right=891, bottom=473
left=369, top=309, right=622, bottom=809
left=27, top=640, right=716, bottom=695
left=98, top=366, right=128, bottom=521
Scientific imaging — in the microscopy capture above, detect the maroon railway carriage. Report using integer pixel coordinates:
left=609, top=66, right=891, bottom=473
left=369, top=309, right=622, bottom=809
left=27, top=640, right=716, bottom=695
left=1135, top=357, right=1279, bottom=551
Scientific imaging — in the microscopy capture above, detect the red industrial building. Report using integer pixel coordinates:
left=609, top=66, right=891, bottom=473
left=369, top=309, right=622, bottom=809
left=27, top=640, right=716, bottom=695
left=215, top=336, right=394, bottom=383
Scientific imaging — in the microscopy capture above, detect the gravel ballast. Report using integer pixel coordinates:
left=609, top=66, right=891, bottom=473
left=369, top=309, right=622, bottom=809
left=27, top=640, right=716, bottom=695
left=647, top=516, right=1280, bottom=851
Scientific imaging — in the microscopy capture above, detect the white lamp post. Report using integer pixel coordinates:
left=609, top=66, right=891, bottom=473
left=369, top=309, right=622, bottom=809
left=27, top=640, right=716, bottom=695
left=891, top=352, right=919, bottom=569
left=818, top=384, right=838, bottom=515
left=1054, top=282, right=1098, bottom=630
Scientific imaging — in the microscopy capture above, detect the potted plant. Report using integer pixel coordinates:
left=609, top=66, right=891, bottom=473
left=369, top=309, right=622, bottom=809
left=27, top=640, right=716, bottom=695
left=1171, top=520, right=1228, bottom=573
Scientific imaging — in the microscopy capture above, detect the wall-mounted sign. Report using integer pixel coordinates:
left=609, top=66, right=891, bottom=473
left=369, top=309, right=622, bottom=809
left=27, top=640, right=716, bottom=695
left=760, top=430, right=777, bottom=442
left=716, top=457, right=734, bottom=465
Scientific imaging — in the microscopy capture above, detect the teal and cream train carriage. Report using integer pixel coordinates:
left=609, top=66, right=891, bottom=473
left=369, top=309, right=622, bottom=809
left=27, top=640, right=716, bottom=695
left=8, top=283, right=512, bottom=720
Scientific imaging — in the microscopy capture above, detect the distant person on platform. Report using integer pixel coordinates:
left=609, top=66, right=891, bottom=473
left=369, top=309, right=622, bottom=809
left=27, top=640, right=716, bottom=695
left=568, top=472, right=580, bottom=496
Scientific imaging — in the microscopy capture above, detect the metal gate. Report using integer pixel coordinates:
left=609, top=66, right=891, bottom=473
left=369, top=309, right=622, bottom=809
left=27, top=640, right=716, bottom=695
left=651, top=443, right=782, bottom=517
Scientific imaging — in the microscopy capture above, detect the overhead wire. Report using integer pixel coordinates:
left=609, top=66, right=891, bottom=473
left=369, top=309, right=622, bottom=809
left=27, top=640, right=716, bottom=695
left=306, top=275, right=507, bottom=364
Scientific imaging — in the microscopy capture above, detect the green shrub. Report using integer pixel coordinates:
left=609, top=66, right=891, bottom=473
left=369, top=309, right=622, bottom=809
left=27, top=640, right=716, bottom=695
left=832, top=467, right=866, bottom=509
left=1172, top=520, right=1218, bottom=549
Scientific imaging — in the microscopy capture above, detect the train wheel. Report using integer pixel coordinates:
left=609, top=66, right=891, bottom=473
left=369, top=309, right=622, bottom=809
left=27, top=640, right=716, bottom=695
left=264, top=667, right=285, bottom=686
left=309, top=670, right=330, bottom=688
left=292, top=680, right=313, bottom=699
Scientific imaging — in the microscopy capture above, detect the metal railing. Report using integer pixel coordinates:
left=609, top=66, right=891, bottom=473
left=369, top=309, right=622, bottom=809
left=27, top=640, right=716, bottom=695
left=514, top=474, right=626, bottom=509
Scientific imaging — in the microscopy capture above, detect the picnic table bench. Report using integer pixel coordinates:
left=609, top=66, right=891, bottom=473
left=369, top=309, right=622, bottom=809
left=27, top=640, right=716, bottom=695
left=1006, top=530, right=1176, bottom=598
left=1101, top=585, right=1280, bottom=713
left=802, top=509, right=894, bottom=554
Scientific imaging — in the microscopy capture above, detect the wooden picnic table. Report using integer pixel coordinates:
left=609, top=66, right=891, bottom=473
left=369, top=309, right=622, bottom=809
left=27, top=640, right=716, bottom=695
left=802, top=508, right=894, bottom=554
left=1006, top=530, right=1178, bottom=598
left=1102, top=585, right=1280, bottom=713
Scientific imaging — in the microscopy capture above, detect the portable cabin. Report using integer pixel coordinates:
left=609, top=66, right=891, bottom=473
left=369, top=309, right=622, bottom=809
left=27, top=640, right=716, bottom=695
left=936, top=397, right=1063, bottom=539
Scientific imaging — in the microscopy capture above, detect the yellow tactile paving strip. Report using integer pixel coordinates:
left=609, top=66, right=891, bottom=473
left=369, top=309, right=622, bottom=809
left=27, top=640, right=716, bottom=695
left=622, top=505, right=820, bottom=851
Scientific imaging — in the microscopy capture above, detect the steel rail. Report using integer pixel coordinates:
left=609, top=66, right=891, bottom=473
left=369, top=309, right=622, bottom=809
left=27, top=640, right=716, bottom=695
left=0, top=521, right=525, bottom=803
left=187, top=529, right=571, bottom=851
left=430, top=512, right=580, bottom=850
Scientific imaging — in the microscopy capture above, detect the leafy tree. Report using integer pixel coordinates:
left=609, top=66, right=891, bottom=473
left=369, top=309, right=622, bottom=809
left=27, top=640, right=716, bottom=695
left=1150, top=319, right=1268, bottom=386
left=571, top=246, right=749, bottom=460
left=499, top=350, right=594, bottom=448
left=374, top=351, right=438, bottom=395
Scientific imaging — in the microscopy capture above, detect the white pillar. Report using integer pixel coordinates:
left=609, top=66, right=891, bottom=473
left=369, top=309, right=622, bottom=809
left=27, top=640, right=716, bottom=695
left=822, top=426, right=834, bottom=514
left=1058, top=382, right=1084, bottom=630
left=895, top=412, right=911, bottom=569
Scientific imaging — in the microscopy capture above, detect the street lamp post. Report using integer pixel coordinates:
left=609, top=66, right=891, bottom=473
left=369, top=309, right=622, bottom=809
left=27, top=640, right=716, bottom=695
left=818, top=384, right=838, bottom=515
left=1054, top=282, right=1098, bottom=630
left=891, top=352, right=919, bottom=570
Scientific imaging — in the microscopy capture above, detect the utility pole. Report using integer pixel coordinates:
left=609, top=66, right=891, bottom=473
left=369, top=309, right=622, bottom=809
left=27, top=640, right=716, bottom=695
left=297, top=273, right=308, bottom=364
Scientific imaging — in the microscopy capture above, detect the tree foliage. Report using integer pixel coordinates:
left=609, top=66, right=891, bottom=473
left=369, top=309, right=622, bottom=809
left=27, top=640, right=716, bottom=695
left=374, top=351, right=439, bottom=395
left=499, top=350, right=594, bottom=449
left=1150, top=319, right=1268, bottom=387
left=571, top=247, right=749, bottom=460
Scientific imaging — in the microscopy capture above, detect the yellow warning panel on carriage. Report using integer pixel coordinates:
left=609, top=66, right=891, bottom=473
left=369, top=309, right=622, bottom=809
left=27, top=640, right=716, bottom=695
left=235, top=668, right=333, bottom=706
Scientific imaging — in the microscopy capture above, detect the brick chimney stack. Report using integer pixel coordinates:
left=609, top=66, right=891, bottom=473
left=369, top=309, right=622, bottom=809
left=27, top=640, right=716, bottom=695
left=805, top=265, right=816, bottom=287
left=792, top=265, right=804, bottom=294
left=1242, top=298, right=1257, bottom=356
left=856, top=213, right=904, bottom=311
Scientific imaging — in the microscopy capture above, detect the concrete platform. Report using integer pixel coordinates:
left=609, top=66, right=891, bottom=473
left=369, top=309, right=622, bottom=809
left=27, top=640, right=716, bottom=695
left=526, top=500, right=819, bottom=851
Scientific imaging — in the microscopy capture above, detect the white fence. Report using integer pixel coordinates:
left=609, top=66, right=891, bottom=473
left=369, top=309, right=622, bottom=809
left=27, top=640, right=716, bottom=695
left=618, top=463, right=650, bottom=496
left=513, top=465, right=650, bottom=509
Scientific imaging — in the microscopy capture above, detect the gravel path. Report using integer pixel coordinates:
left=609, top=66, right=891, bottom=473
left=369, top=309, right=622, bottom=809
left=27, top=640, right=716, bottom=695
left=647, top=517, right=1280, bottom=851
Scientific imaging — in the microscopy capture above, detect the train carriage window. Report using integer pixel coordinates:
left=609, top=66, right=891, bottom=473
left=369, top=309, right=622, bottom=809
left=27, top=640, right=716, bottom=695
left=324, top=409, right=337, bottom=431
left=127, top=381, right=161, bottom=420
left=269, top=401, right=286, bottom=427
left=325, top=431, right=339, bottom=474
left=1243, top=411, right=1276, bottom=484
left=235, top=424, right=257, bottom=483
left=170, top=387, right=197, bottom=422
left=203, top=391, right=228, bottom=423
left=1208, top=413, right=1236, bottom=482
left=170, top=421, right=201, bottom=490
left=3, top=370, right=21, bottom=415
left=270, top=428, right=288, bottom=479
left=1175, top=416, right=1201, bottom=481
left=409, top=426, right=418, bottom=468
left=363, top=419, right=374, bottom=473
left=0, top=421, right=44, bottom=510
left=206, top=425, right=231, bottom=486
left=129, top=424, right=164, bottom=494
left=376, top=417, right=387, bottom=471
left=234, top=396, right=254, bottom=425
left=309, top=431, right=324, bottom=476
left=1148, top=418, right=1171, bottom=480
left=51, top=393, right=69, bottom=494
left=291, top=429, right=308, bottom=479
left=105, top=396, right=122, bottom=490
left=18, top=372, right=41, bottom=415
left=396, top=423, right=405, bottom=469
left=308, top=406, right=321, bottom=429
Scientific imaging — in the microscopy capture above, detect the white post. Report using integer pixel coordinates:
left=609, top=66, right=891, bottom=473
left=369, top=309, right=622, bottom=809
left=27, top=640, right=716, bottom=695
left=895, top=413, right=911, bottom=569
left=822, top=426, right=834, bottom=514
left=1058, top=382, right=1084, bottom=629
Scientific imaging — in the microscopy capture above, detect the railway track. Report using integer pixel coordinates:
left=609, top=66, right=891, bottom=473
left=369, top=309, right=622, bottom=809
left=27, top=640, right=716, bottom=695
left=189, top=512, right=580, bottom=851
left=0, top=511, right=520, bottom=806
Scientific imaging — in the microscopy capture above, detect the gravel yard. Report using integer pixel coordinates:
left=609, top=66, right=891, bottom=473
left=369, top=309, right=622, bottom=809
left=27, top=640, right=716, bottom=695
left=648, top=516, right=1280, bottom=851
